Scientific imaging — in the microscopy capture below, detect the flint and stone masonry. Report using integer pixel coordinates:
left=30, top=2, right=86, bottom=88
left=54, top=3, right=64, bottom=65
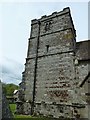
left=17, top=7, right=90, bottom=119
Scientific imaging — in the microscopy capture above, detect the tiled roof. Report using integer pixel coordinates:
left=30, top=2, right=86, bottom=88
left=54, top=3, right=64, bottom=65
left=76, top=40, right=90, bottom=60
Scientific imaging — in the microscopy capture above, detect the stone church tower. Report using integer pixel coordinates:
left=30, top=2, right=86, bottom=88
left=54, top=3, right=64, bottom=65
left=17, top=7, right=90, bottom=119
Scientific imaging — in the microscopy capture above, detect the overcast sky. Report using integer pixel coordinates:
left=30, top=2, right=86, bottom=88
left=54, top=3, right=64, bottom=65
left=0, top=2, right=88, bottom=85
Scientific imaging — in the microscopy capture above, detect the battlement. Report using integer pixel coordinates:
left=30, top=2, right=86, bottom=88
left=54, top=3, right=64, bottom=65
left=31, top=7, right=70, bottom=25
left=30, top=7, right=76, bottom=39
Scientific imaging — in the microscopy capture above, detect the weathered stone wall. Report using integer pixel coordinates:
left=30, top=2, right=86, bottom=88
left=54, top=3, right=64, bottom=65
left=30, top=7, right=75, bottom=38
left=76, top=61, right=89, bottom=85
left=75, top=61, right=90, bottom=119
left=17, top=7, right=90, bottom=119
left=22, top=7, right=77, bottom=118
left=24, top=59, right=35, bottom=101
left=79, top=75, right=90, bottom=119
left=35, top=53, right=75, bottom=104
left=28, top=8, right=76, bottom=58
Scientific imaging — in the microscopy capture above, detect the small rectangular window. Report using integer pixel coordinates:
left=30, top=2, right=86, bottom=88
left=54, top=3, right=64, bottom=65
left=46, top=45, right=49, bottom=52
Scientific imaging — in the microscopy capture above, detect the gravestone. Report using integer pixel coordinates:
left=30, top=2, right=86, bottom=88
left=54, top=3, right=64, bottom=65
left=0, top=81, right=13, bottom=119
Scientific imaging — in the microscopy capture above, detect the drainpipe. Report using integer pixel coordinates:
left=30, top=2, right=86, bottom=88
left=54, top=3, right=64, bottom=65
left=31, top=20, right=40, bottom=115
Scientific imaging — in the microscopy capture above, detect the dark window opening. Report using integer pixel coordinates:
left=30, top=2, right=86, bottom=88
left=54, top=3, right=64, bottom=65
left=46, top=45, right=49, bottom=52
left=59, top=106, right=64, bottom=113
left=45, top=22, right=51, bottom=31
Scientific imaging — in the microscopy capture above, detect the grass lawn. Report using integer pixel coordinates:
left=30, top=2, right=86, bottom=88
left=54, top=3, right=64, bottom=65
left=9, top=104, right=16, bottom=114
left=9, top=104, right=51, bottom=120
left=9, top=104, right=32, bottom=118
